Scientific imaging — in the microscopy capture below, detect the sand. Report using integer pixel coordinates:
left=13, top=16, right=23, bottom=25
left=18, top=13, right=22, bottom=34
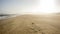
left=0, top=14, right=60, bottom=34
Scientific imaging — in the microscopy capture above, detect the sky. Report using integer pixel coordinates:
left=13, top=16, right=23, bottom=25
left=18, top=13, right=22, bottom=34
left=0, top=0, right=60, bottom=14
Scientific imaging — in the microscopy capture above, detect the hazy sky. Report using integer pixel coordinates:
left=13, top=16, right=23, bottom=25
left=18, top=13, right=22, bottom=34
left=0, top=0, right=60, bottom=14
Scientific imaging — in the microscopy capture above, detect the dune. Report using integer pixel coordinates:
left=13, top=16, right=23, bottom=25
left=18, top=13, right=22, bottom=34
left=0, top=14, right=60, bottom=34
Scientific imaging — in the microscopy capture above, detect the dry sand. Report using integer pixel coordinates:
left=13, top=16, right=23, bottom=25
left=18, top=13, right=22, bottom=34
left=0, top=14, right=60, bottom=34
